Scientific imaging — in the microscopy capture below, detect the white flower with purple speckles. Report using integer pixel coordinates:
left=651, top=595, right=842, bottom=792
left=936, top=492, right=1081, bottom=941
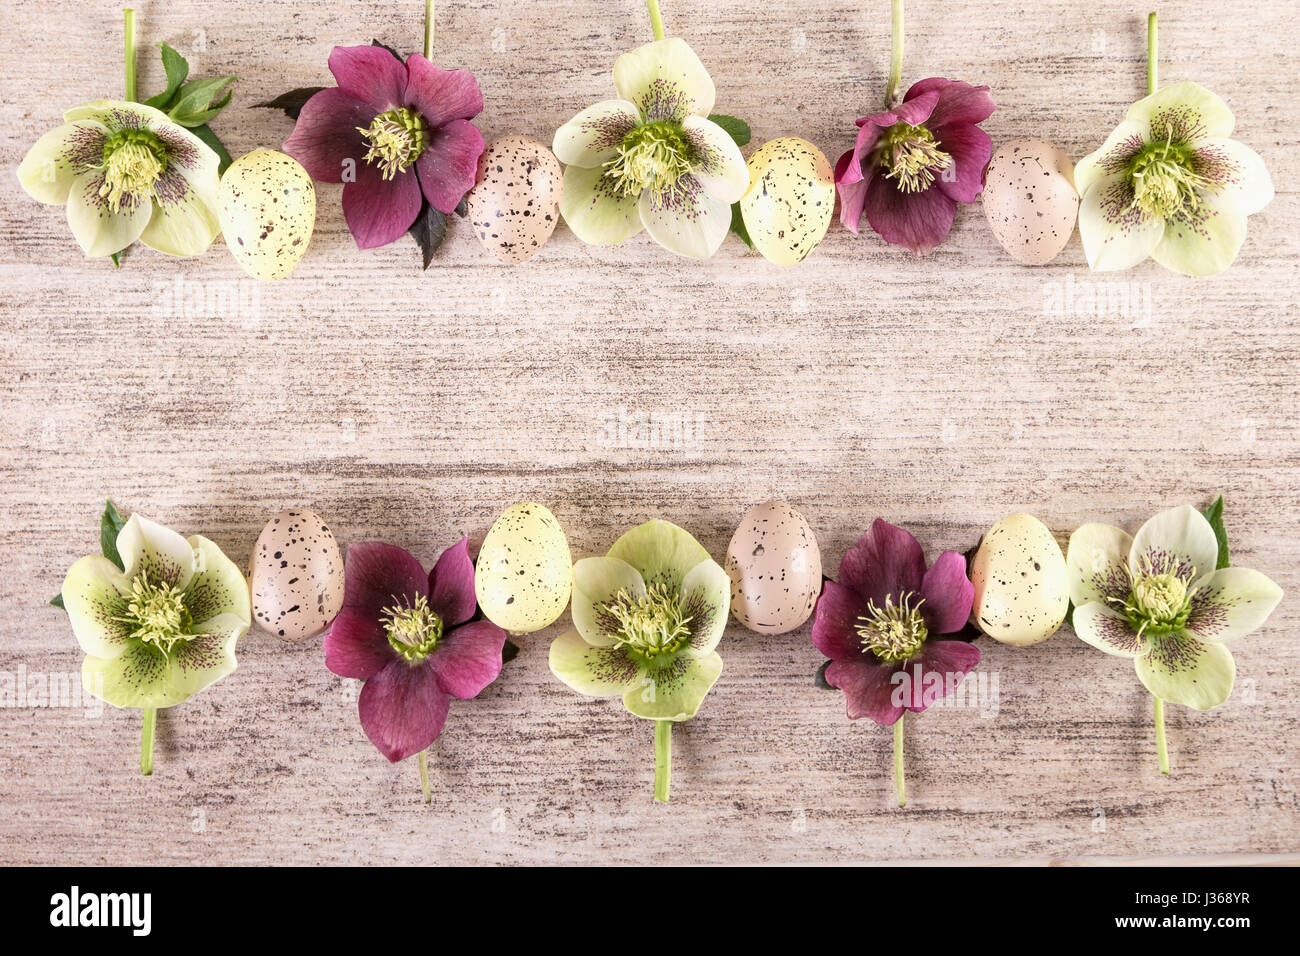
left=1075, top=82, right=1273, bottom=276
left=551, top=38, right=748, bottom=259
left=1067, top=505, right=1281, bottom=711
left=17, top=100, right=221, bottom=258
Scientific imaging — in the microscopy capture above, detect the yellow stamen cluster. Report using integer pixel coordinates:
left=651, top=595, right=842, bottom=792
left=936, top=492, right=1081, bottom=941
left=118, top=575, right=191, bottom=654
left=382, top=594, right=443, bottom=662
left=601, top=583, right=693, bottom=661
left=877, top=123, right=952, bottom=193
left=99, top=130, right=168, bottom=212
left=856, top=591, right=928, bottom=662
left=1129, top=138, right=1213, bottom=220
left=358, top=107, right=429, bottom=180
left=603, top=122, right=693, bottom=200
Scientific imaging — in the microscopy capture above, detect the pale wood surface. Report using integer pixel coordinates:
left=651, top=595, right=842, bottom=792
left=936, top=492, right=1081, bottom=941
left=1, top=0, right=1297, bottom=865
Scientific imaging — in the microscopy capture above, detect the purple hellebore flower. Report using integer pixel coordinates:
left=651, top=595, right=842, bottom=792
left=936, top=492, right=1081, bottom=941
left=324, top=538, right=506, bottom=763
left=283, top=45, right=485, bottom=249
left=835, top=78, right=996, bottom=255
left=812, top=519, right=979, bottom=724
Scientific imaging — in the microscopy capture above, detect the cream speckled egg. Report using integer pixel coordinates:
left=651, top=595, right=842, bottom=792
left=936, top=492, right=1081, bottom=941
left=475, top=502, right=572, bottom=633
left=982, top=139, right=1078, bottom=265
left=725, top=501, right=822, bottom=634
left=250, top=509, right=344, bottom=642
left=970, top=513, right=1069, bottom=646
left=219, top=149, right=315, bottom=280
left=466, top=135, right=563, bottom=263
left=739, top=137, right=835, bottom=266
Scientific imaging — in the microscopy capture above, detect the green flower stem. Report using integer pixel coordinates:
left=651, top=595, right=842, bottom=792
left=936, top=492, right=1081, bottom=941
left=140, top=707, right=155, bottom=776
left=1147, top=11, right=1157, bottom=96
left=424, top=0, right=435, bottom=61
left=1153, top=695, right=1170, bottom=775
left=647, top=0, right=665, bottom=42
left=885, top=0, right=904, bottom=108
left=417, top=749, right=432, bottom=803
left=893, top=714, right=906, bottom=807
left=124, top=8, right=137, bottom=101
left=654, top=719, right=671, bottom=802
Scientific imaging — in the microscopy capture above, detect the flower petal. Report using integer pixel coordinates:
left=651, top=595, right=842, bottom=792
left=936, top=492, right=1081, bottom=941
left=681, top=116, right=748, bottom=204
left=607, top=519, right=712, bottom=593
left=612, top=37, right=715, bottom=122
left=1078, top=171, right=1165, bottom=271
left=415, top=117, right=484, bottom=214
left=1183, top=567, right=1283, bottom=644
left=1128, top=81, right=1234, bottom=143
left=824, top=656, right=903, bottom=724
left=65, top=169, right=151, bottom=258
left=61, top=555, right=132, bottom=660
left=637, top=176, right=731, bottom=259
left=328, top=45, right=407, bottom=112
left=17, top=120, right=108, bottom=204
left=904, top=78, right=996, bottom=130
left=183, top=535, right=251, bottom=629
left=63, top=99, right=168, bottom=130
left=1148, top=193, right=1247, bottom=277
left=342, top=163, right=422, bottom=249
left=811, top=579, right=869, bottom=660
left=572, top=556, right=646, bottom=647
left=1073, top=601, right=1149, bottom=658
left=1074, top=120, right=1149, bottom=199
left=82, top=643, right=172, bottom=709
left=679, top=559, right=730, bottom=657
left=282, top=87, right=375, bottom=183
left=622, top=651, right=722, bottom=721
left=558, top=163, right=642, bottom=245
left=403, top=55, right=483, bottom=127
left=1129, top=505, right=1220, bottom=587
left=1135, top=633, right=1235, bottom=711
left=549, top=628, right=642, bottom=696
left=164, top=629, right=239, bottom=704
left=1194, top=138, right=1273, bottom=218
left=117, top=514, right=195, bottom=591
left=323, top=607, right=393, bottom=679
left=1066, top=522, right=1134, bottom=608
left=839, top=519, right=927, bottom=609
left=430, top=620, right=506, bottom=699
left=899, top=638, right=981, bottom=713
left=428, top=537, right=476, bottom=627
left=342, top=542, right=428, bottom=619
left=931, top=122, right=993, bottom=204
left=862, top=170, right=957, bottom=255
left=834, top=149, right=870, bottom=233
left=138, top=166, right=221, bottom=257
left=357, top=658, right=450, bottom=762
left=918, top=551, right=974, bottom=635
left=552, top=99, right=642, bottom=169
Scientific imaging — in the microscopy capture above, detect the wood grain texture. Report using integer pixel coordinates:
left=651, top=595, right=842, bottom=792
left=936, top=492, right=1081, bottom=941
left=1, top=0, right=1298, bottom=865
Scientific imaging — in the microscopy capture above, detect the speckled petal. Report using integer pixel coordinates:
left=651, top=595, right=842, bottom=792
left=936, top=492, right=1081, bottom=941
left=558, top=163, right=642, bottom=245
left=430, top=620, right=506, bottom=699
left=117, top=514, right=196, bottom=592
left=1078, top=170, right=1165, bottom=271
left=138, top=165, right=220, bottom=257
left=553, top=99, right=642, bottom=169
left=679, top=559, right=729, bottom=658
left=549, top=628, right=643, bottom=696
left=163, top=629, right=239, bottom=704
left=1127, top=81, right=1235, bottom=143
left=1129, top=506, right=1220, bottom=588
left=1183, top=567, right=1283, bottom=644
left=612, top=38, right=715, bottom=122
left=1193, top=138, right=1273, bottom=218
left=64, top=168, right=151, bottom=258
left=82, top=643, right=172, bottom=709
left=61, top=555, right=132, bottom=660
left=1073, top=601, right=1150, bottom=658
left=357, top=657, right=450, bottom=762
left=1066, top=522, right=1134, bottom=608
left=1074, top=120, right=1149, bottom=198
left=1135, top=633, right=1235, bottom=711
left=17, top=120, right=108, bottom=205
left=681, top=116, right=748, bottom=204
left=64, top=99, right=171, bottom=130
left=572, top=556, right=646, bottom=647
left=184, top=535, right=252, bottom=630
left=1149, top=191, right=1247, bottom=277
left=637, top=176, right=731, bottom=259
left=622, top=651, right=722, bottom=721
left=607, top=519, right=712, bottom=594
left=427, top=537, right=477, bottom=628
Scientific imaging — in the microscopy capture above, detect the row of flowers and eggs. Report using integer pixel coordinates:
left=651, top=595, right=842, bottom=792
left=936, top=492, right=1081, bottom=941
left=18, top=35, right=1272, bottom=277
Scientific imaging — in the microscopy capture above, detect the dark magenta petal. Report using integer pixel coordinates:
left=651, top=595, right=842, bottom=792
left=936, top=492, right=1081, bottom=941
left=328, top=45, right=407, bottom=112
left=840, top=519, right=927, bottom=607
left=415, top=118, right=485, bottom=214
left=282, top=87, right=375, bottom=183
left=343, top=542, right=428, bottom=618
left=358, top=658, right=450, bottom=762
left=825, top=657, right=905, bottom=725
left=403, top=55, right=484, bottom=127
left=905, top=78, right=996, bottom=130
left=431, top=620, right=507, bottom=699
left=863, top=172, right=957, bottom=255
left=428, top=537, right=477, bottom=627
left=920, top=551, right=974, bottom=635
left=898, top=639, right=981, bottom=713
left=834, top=150, right=870, bottom=233
left=323, top=607, right=393, bottom=679
left=342, top=163, right=423, bottom=249
left=812, top=579, right=868, bottom=660
left=932, top=122, right=993, bottom=204
left=857, top=88, right=939, bottom=132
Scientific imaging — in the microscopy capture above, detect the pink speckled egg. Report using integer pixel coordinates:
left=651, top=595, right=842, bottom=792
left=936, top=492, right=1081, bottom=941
left=982, top=139, right=1079, bottom=265
left=725, top=501, right=822, bottom=634
left=250, top=509, right=344, bottom=642
left=466, top=135, right=562, bottom=263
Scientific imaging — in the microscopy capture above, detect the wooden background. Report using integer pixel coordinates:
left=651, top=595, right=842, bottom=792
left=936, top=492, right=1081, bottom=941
left=1, top=0, right=1297, bottom=866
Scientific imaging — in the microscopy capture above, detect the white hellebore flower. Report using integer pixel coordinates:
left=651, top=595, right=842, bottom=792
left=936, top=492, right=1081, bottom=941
left=1067, top=505, right=1282, bottom=710
left=1075, top=82, right=1273, bottom=276
left=17, top=100, right=221, bottom=258
left=552, top=38, right=749, bottom=259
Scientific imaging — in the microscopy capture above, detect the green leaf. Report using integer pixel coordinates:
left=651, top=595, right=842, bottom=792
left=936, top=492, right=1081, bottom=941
left=110, top=251, right=122, bottom=269
left=1064, top=602, right=1075, bottom=629
left=50, top=593, right=65, bottom=610
left=254, top=86, right=327, bottom=121
left=143, top=43, right=191, bottom=109
left=191, top=124, right=233, bottom=175
left=814, top=659, right=835, bottom=690
left=1202, top=495, right=1231, bottom=569
left=408, top=200, right=449, bottom=270
left=168, top=75, right=236, bottom=127
left=708, top=114, right=751, bottom=148
left=729, top=202, right=754, bottom=249
left=100, top=499, right=128, bottom=571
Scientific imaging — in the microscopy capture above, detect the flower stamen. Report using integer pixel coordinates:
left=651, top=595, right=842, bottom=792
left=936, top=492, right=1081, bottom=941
left=116, top=575, right=191, bottom=655
left=382, top=594, right=443, bottom=662
left=600, top=583, right=693, bottom=665
left=1109, top=554, right=1195, bottom=636
left=99, top=129, right=168, bottom=212
left=603, top=121, right=694, bottom=200
left=875, top=123, right=952, bottom=193
left=1129, top=137, right=1214, bottom=220
left=358, top=107, right=429, bottom=180
left=856, top=591, right=928, bottom=662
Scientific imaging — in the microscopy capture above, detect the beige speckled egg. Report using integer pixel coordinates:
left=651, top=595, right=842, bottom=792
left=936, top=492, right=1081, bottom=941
left=971, top=513, right=1069, bottom=646
left=475, top=502, right=572, bottom=633
left=466, top=135, right=562, bottom=263
left=219, top=149, right=315, bottom=280
left=739, top=137, right=835, bottom=267
left=725, top=501, right=822, bottom=634
left=982, top=139, right=1078, bottom=265
left=250, top=509, right=344, bottom=642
